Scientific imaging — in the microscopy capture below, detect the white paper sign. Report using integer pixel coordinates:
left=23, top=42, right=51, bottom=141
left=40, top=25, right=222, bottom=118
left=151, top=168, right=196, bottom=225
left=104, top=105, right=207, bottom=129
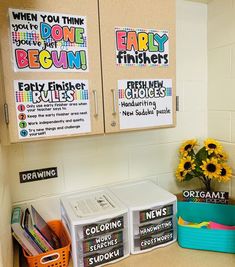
left=118, top=79, right=173, bottom=129
left=9, top=9, right=88, bottom=72
left=115, top=27, right=169, bottom=67
left=14, top=80, right=91, bottom=139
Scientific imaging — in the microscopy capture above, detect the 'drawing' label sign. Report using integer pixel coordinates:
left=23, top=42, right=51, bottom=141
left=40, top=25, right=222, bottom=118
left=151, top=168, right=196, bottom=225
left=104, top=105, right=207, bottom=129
left=19, top=167, right=58, bottom=183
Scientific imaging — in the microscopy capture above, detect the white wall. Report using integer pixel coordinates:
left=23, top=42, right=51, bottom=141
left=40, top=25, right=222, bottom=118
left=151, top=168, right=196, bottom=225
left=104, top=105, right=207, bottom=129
left=7, top=0, right=207, bottom=204
left=208, top=0, right=235, bottom=197
left=0, top=145, right=13, bottom=267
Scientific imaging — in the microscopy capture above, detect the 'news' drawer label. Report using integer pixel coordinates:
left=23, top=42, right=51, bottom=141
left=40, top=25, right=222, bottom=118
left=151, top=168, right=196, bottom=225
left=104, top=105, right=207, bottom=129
left=139, top=204, right=173, bottom=223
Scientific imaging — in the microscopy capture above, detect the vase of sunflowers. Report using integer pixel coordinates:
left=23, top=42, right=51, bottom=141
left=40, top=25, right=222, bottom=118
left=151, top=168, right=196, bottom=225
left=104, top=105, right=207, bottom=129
left=175, top=138, right=232, bottom=192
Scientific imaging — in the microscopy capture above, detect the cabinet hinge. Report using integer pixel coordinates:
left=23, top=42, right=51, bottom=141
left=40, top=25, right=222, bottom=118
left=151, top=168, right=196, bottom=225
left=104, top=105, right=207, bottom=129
left=176, top=96, right=179, bottom=112
left=4, top=103, right=9, bottom=124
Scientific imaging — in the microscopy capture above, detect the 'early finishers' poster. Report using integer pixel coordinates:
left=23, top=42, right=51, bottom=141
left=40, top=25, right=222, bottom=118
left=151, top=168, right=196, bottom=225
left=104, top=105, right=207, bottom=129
left=14, top=80, right=91, bottom=139
left=9, top=9, right=88, bottom=72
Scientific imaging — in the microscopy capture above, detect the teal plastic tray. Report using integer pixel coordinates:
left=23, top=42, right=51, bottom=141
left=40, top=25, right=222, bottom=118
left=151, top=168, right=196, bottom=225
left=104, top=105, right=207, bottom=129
left=177, top=201, right=235, bottom=253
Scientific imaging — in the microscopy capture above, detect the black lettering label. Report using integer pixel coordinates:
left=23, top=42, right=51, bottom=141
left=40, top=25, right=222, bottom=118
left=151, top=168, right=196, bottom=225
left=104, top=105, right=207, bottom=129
left=19, top=167, right=58, bottom=183
left=83, top=245, right=124, bottom=267
left=83, top=217, right=124, bottom=239
left=139, top=204, right=173, bottom=223
left=139, top=218, right=173, bottom=237
left=83, top=231, right=123, bottom=253
left=140, top=230, right=174, bottom=250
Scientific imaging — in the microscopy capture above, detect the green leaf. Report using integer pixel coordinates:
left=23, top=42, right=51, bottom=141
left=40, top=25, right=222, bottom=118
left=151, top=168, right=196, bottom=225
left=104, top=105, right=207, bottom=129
left=195, top=147, right=208, bottom=165
left=184, top=173, right=194, bottom=181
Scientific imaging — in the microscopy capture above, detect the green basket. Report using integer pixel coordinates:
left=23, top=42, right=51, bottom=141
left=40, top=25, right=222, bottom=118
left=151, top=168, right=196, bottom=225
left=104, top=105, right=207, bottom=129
left=177, top=201, right=235, bottom=253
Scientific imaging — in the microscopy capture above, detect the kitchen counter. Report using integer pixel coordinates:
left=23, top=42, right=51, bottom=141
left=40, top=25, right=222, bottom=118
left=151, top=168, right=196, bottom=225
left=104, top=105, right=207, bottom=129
left=15, top=242, right=235, bottom=267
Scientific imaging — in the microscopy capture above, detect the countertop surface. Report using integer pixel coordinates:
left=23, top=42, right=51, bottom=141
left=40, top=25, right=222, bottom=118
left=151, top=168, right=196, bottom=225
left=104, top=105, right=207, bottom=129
left=16, top=242, right=235, bottom=267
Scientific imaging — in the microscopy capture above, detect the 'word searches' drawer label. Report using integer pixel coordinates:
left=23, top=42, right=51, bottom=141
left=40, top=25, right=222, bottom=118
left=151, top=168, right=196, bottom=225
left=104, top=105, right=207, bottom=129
left=140, top=230, right=174, bottom=250
left=139, top=218, right=173, bottom=237
left=83, top=231, right=123, bottom=253
left=83, top=217, right=124, bottom=239
left=139, top=204, right=173, bottom=223
left=83, top=245, right=124, bottom=267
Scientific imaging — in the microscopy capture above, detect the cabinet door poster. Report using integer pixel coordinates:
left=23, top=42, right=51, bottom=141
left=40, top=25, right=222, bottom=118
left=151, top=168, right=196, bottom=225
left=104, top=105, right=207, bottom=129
left=14, top=80, right=91, bottom=139
left=115, top=27, right=169, bottom=67
left=118, top=79, right=173, bottom=129
left=9, top=9, right=88, bottom=72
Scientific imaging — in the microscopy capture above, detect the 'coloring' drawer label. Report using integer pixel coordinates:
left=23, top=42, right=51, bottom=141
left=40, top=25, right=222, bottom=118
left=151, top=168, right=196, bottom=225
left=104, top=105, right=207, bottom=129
left=83, top=231, right=123, bottom=253
left=139, top=204, right=173, bottom=223
left=83, top=245, right=124, bottom=267
left=139, top=218, right=173, bottom=237
left=83, top=216, right=124, bottom=239
left=140, top=230, right=174, bottom=250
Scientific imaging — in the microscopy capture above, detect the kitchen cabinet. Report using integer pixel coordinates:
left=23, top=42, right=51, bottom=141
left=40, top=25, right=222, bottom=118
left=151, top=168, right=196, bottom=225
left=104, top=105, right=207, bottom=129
left=0, top=0, right=104, bottom=143
left=0, top=0, right=175, bottom=143
left=99, top=0, right=176, bottom=133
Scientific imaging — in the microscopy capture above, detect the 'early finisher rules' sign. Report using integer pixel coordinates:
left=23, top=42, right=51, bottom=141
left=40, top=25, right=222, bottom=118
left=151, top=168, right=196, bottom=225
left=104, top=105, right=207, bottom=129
left=118, top=79, right=173, bottom=130
left=14, top=80, right=91, bottom=139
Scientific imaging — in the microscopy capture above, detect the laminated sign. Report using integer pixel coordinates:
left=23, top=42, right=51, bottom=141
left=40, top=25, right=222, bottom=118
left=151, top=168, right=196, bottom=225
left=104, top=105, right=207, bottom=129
left=9, top=9, right=88, bottom=72
left=115, top=27, right=169, bottom=67
left=14, top=80, right=91, bottom=139
left=118, top=79, right=173, bottom=129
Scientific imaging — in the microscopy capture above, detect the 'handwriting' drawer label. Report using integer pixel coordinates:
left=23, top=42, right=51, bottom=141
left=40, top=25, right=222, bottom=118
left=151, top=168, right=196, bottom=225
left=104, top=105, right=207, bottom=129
left=139, top=218, right=173, bottom=237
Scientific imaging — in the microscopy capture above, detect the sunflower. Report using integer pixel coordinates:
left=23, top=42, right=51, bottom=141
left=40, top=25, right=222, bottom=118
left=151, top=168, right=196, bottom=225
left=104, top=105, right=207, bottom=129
left=218, top=163, right=232, bottom=182
left=178, top=156, right=196, bottom=174
left=176, top=168, right=186, bottom=182
left=204, top=138, right=222, bottom=155
left=200, top=158, right=221, bottom=179
left=179, top=139, right=197, bottom=156
left=217, top=151, right=228, bottom=161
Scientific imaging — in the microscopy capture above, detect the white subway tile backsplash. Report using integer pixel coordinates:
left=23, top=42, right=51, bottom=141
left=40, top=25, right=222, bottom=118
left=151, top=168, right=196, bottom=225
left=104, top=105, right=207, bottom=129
left=183, top=81, right=207, bottom=111
left=208, top=47, right=231, bottom=78
left=208, top=111, right=231, bottom=142
left=129, top=143, right=179, bottom=178
left=208, top=77, right=235, bottom=111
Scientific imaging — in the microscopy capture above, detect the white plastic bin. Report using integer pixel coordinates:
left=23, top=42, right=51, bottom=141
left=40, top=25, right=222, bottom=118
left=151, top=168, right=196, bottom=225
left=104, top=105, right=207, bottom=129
left=60, top=188, right=130, bottom=267
left=109, top=180, right=177, bottom=254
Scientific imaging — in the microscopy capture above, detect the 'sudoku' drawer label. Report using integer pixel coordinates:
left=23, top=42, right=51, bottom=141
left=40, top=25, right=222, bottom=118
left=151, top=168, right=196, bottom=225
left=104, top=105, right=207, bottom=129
left=83, top=245, right=124, bottom=267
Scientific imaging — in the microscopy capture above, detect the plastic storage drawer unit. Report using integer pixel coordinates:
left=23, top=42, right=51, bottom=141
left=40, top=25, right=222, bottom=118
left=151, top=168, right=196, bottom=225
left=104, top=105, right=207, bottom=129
left=177, top=201, right=235, bottom=253
left=109, top=180, right=177, bottom=254
left=60, top=188, right=130, bottom=267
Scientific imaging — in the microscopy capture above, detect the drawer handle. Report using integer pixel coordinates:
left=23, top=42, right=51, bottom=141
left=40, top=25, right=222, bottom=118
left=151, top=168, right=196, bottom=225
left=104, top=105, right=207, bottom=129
left=111, top=89, right=116, bottom=115
left=92, top=90, right=98, bottom=117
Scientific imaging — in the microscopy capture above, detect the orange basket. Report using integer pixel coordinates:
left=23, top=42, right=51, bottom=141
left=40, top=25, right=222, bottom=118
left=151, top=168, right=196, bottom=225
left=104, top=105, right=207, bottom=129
left=23, top=220, right=71, bottom=267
